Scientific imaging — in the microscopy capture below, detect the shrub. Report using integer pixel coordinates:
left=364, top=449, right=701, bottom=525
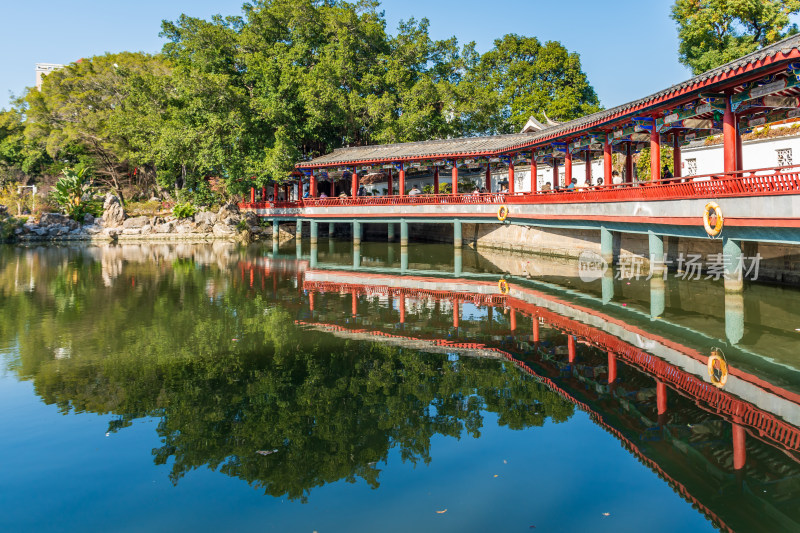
left=50, top=167, right=95, bottom=220
left=172, top=202, right=197, bottom=219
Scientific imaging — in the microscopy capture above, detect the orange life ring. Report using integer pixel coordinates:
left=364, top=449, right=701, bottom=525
left=498, top=279, right=510, bottom=294
left=703, top=202, right=723, bottom=237
left=707, top=349, right=728, bottom=388
left=497, top=205, right=509, bottom=222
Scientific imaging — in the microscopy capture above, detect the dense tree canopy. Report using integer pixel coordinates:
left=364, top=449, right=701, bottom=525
left=672, top=0, right=800, bottom=74
left=0, top=0, right=601, bottom=203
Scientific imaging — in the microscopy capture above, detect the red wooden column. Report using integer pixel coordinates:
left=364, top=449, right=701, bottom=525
left=387, top=168, right=393, bottom=196
left=485, top=164, right=491, bottom=191
left=273, top=183, right=279, bottom=200
left=736, top=125, right=744, bottom=171
left=451, top=160, right=458, bottom=195
left=608, top=352, right=617, bottom=384
left=532, top=318, right=539, bottom=342
left=508, top=161, right=515, bottom=193
left=261, top=186, right=267, bottom=202
left=284, top=184, right=290, bottom=201
left=250, top=187, right=256, bottom=203
left=723, top=93, right=737, bottom=173
left=565, top=150, right=573, bottom=186
left=568, top=335, right=576, bottom=363
left=351, top=167, right=358, bottom=197
left=399, top=294, right=406, bottom=324
left=625, top=144, right=634, bottom=183
left=552, top=160, right=559, bottom=186
left=531, top=151, right=538, bottom=193
left=310, top=170, right=317, bottom=197
left=309, top=292, right=315, bottom=312
left=509, top=308, right=517, bottom=334
left=732, top=422, right=747, bottom=470
left=650, top=127, right=661, bottom=182
left=673, top=135, right=682, bottom=179
left=351, top=292, right=357, bottom=317
left=584, top=151, right=591, bottom=184
left=399, top=163, right=406, bottom=197
left=657, top=381, right=667, bottom=415
left=433, top=166, right=439, bottom=194
left=603, top=135, right=612, bottom=183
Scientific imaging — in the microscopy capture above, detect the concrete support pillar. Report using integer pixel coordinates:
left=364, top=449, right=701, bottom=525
left=608, top=352, right=617, bottom=384
left=723, top=94, right=738, bottom=174
left=453, top=220, right=462, bottom=248
left=508, top=161, right=515, bottom=194
left=328, top=222, right=334, bottom=237
left=650, top=276, right=665, bottom=319
left=387, top=223, right=395, bottom=242
left=353, top=242, right=361, bottom=269
left=399, top=164, right=406, bottom=197
left=673, top=135, right=681, bottom=179
left=272, top=219, right=279, bottom=242
left=296, top=220, right=302, bottom=240
left=296, top=239, right=302, bottom=260
left=400, top=220, right=409, bottom=247
left=723, top=237, right=744, bottom=293
left=353, top=220, right=361, bottom=246
left=650, top=127, right=661, bottom=182
left=725, top=290, right=745, bottom=345
left=310, top=220, right=318, bottom=245
left=485, top=164, right=491, bottom=192
left=603, top=135, right=612, bottom=183
left=649, top=231, right=665, bottom=278
left=387, top=244, right=395, bottom=266
left=272, top=236, right=279, bottom=256
left=454, top=248, right=462, bottom=277
left=565, top=150, right=573, bottom=186
left=732, top=422, right=747, bottom=471
left=451, top=160, right=458, bottom=195
left=600, top=226, right=613, bottom=265
left=568, top=335, right=576, bottom=363
left=531, top=152, right=538, bottom=193
left=434, top=167, right=440, bottom=194
left=328, top=237, right=335, bottom=255
left=602, top=271, right=614, bottom=304
left=310, top=241, right=318, bottom=269
left=400, top=246, right=408, bottom=272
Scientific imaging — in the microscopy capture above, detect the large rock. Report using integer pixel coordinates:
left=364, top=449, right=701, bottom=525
left=243, top=211, right=259, bottom=226
left=195, top=211, right=217, bottom=226
left=217, top=202, right=240, bottom=221
left=102, top=193, right=126, bottom=227
left=39, top=213, right=72, bottom=227
left=155, top=221, right=175, bottom=234
left=123, top=216, right=150, bottom=229
left=213, top=223, right=236, bottom=236
left=83, top=213, right=95, bottom=225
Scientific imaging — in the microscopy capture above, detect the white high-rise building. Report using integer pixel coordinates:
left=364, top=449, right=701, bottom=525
left=35, top=63, right=65, bottom=90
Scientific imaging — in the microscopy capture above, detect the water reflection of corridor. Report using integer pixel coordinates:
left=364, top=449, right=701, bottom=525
left=254, top=264, right=800, bottom=533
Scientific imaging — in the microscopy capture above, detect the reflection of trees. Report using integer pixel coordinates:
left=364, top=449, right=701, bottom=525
left=0, top=248, right=574, bottom=502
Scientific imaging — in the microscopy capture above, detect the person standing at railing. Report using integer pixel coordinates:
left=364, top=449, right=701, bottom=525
left=408, top=185, right=421, bottom=196
left=662, top=164, right=673, bottom=181
left=612, top=170, right=622, bottom=185
left=541, top=182, right=552, bottom=191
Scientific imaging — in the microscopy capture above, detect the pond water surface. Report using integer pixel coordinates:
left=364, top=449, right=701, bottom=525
left=1, top=240, right=799, bottom=532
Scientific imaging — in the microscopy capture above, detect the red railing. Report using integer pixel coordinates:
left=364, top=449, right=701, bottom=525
left=295, top=164, right=800, bottom=208
left=240, top=201, right=303, bottom=210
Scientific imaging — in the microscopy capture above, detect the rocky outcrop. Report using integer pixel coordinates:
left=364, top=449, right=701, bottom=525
left=102, top=194, right=126, bottom=227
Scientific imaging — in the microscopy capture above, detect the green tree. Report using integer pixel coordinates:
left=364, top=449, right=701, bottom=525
left=635, top=146, right=675, bottom=181
left=459, top=34, right=602, bottom=134
left=672, top=0, right=800, bottom=74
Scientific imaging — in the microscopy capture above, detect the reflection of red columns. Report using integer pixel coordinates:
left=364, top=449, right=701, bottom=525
left=732, top=423, right=747, bottom=470
left=723, top=94, right=737, bottom=173
left=565, top=150, right=572, bottom=186
left=650, top=126, right=660, bottom=182
left=603, top=135, right=612, bottom=183
left=531, top=152, right=538, bottom=193
left=451, top=160, right=458, bottom=195
left=433, top=167, right=439, bottom=194
left=568, top=335, right=576, bottom=363
left=508, top=161, right=515, bottom=194
left=487, top=306, right=493, bottom=331
left=309, top=292, right=315, bottom=312
left=657, top=381, right=667, bottom=415
left=387, top=169, right=393, bottom=196
left=250, top=187, right=256, bottom=203
left=399, top=294, right=406, bottom=324
left=509, top=309, right=516, bottom=334
left=532, top=318, right=539, bottom=342
left=485, top=164, right=491, bottom=191
left=272, top=271, right=277, bottom=295
left=352, top=292, right=357, bottom=317
left=673, top=135, right=681, bottom=179
left=249, top=268, right=254, bottom=288
left=453, top=300, right=460, bottom=328
left=625, top=143, right=633, bottom=183
left=608, top=352, right=617, bottom=384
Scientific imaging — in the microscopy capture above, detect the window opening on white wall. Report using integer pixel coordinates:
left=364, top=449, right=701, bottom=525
left=777, top=148, right=793, bottom=167
left=686, top=158, right=697, bottom=176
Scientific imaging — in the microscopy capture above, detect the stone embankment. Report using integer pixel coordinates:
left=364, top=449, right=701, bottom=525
left=13, top=194, right=269, bottom=243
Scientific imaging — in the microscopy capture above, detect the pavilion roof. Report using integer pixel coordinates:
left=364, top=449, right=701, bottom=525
left=298, top=33, right=800, bottom=169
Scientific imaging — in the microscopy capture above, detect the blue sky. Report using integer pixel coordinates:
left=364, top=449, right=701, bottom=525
left=2, top=0, right=692, bottom=110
